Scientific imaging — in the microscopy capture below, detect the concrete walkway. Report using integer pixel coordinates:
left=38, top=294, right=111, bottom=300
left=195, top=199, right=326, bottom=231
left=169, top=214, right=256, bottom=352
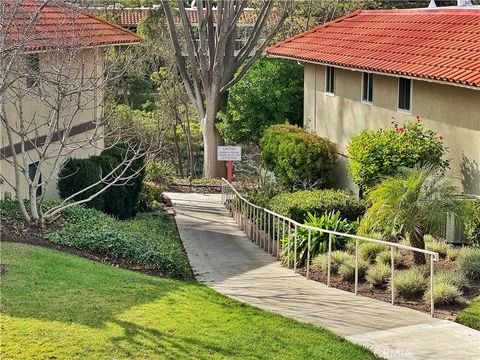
left=166, top=192, right=480, bottom=360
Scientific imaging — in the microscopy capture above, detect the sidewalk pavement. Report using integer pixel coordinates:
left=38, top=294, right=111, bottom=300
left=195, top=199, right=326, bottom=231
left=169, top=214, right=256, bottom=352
left=165, top=192, right=480, bottom=360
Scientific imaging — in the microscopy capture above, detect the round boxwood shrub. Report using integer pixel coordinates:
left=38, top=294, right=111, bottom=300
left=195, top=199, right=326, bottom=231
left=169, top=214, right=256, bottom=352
left=267, top=189, right=365, bottom=223
left=260, top=124, right=337, bottom=190
left=347, top=120, right=447, bottom=190
left=57, top=158, right=104, bottom=211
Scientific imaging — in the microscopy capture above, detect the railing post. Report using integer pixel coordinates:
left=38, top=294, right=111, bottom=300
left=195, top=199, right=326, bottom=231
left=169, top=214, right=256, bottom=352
left=263, top=210, right=266, bottom=249
left=430, top=254, right=434, bottom=316
left=267, top=212, right=271, bottom=253
left=276, top=216, right=281, bottom=259
left=391, top=246, right=395, bottom=305
left=306, top=229, right=311, bottom=279
left=294, top=224, right=298, bottom=272
left=287, top=221, right=291, bottom=268
left=355, top=239, right=359, bottom=295
left=327, top=233, right=332, bottom=287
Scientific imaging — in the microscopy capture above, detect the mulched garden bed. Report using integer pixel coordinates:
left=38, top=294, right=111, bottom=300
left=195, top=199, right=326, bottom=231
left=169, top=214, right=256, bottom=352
left=295, top=253, right=480, bottom=320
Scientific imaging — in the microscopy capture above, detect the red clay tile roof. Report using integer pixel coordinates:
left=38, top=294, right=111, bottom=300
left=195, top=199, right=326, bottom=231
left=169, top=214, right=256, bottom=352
left=120, top=9, right=149, bottom=26
left=182, top=8, right=259, bottom=25
left=4, top=0, right=141, bottom=52
left=267, top=9, right=480, bottom=88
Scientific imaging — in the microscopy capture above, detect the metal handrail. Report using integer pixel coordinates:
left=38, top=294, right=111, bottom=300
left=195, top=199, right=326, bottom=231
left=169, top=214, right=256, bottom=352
left=221, top=178, right=440, bottom=316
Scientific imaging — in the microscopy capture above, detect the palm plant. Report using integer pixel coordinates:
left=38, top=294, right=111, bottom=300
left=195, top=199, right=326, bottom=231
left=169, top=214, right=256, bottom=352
left=359, top=166, right=465, bottom=265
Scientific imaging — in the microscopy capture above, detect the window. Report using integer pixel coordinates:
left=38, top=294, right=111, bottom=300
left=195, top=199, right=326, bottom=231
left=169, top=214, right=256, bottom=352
left=325, top=66, right=335, bottom=94
left=398, top=77, right=412, bottom=112
left=362, top=72, right=373, bottom=103
left=26, top=54, right=40, bottom=88
left=28, top=162, right=42, bottom=196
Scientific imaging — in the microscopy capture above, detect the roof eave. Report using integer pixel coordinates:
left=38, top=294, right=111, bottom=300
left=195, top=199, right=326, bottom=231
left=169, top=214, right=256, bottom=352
left=267, top=53, right=480, bottom=91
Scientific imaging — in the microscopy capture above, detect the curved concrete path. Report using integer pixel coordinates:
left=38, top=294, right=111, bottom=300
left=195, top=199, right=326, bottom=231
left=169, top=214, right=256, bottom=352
left=166, top=192, right=480, bottom=360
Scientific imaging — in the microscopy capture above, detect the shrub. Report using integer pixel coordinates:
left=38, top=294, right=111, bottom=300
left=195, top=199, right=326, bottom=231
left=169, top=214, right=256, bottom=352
left=281, top=211, right=357, bottom=267
left=464, top=200, right=480, bottom=245
left=390, top=267, right=427, bottom=300
left=138, top=183, right=163, bottom=212
left=58, top=145, right=145, bottom=219
left=312, top=253, right=329, bottom=272
left=268, top=189, right=365, bottom=223
left=338, top=258, right=369, bottom=282
left=434, top=270, right=469, bottom=291
left=44, top=205, right=190, bottom=278
left=217, top=57, right=304, bottom=145
left=57, top=158, right=104, bottom=211
left=145, top=161, right=176, bottom=184
left=359, top=242, right=387, bottom=263
left=424, top=283, right=462, bottom=306
left=347, top=120, right=447, bottom=190
left=260, top=124, right=337, bottom=189
left=375, top=249, right=401, bottom=267
left=458, top=248, right=480, bottom=280
left=456, top=296, right=480, bottom=330
left=366, top=263, right=391, bottom=288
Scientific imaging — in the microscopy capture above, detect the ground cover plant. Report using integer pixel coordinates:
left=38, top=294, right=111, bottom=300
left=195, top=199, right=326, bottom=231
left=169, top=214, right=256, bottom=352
left=0, top=242, right=380, bottom=360
left=1, top=199, right=190, bottom=279
left=44, top=206, right=190, bottom=278
left=456, top=296, right=480, bottom=330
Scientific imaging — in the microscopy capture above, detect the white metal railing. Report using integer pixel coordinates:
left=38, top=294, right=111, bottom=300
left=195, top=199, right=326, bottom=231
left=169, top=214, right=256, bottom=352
left=221, top=179, right=440, bottom=316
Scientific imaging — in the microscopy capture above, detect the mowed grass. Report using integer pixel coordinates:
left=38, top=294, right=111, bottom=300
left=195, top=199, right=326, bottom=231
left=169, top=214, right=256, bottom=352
left=456, top=296, right=480, bottom=330
left=0, top=242, right=380, bottom=360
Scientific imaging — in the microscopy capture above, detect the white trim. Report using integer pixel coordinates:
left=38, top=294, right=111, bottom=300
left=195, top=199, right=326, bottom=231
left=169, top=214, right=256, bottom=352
left=361, top=72, right=374, bottom=105
left=267, top=54, right=480, bottom=91
left=397, top=77, right=413, bottom=114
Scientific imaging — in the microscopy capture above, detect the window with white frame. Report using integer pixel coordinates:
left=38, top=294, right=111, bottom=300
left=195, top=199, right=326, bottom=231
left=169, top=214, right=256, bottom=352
left=28, top=162, right=42, bottom=196
left=362, top=72, right=373, bottom=103
left=398, top=77, right=412, bottom=112
left=325, top=66, right=335, bottom=94
left=26, top=54, right=40, bottom=88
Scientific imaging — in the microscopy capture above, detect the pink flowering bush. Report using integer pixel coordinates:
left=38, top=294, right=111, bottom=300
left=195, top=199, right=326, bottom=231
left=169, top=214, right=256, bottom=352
left=347, top=118, right=447, bottom=190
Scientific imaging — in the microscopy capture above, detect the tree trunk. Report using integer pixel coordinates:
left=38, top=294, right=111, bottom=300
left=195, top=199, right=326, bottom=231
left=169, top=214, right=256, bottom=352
left=409, top=231, right=426, bottom=265
left=202, top=115, right=226, bottom=178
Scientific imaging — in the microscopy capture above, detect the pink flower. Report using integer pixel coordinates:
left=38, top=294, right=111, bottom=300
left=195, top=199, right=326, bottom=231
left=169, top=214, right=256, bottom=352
left=416, top=115, right=421, bottom=122
left=438, top=134, right=444, bottom=140
left=397, top=127, right=404, bottom=132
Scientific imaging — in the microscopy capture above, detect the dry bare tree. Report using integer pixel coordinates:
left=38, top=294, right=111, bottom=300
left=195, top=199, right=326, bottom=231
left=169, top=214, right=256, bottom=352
left=0, top=0, right=151, bottom=225
left=162, top=0, right=290, bottom=178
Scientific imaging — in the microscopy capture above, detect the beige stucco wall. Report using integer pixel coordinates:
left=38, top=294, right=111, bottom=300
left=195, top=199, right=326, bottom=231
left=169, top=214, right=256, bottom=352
left=304, top=63, right=480, bottom=196
left=0, top=48, right=105, bottom=200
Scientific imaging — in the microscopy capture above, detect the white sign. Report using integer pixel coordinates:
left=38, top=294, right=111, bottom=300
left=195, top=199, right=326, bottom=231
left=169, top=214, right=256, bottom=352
left=217, top=146, right=241, bottom=161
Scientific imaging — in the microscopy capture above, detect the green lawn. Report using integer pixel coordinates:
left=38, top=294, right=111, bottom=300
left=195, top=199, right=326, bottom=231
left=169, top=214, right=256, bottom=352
left=0, top=242, right=379, bottom=360
left=456, top=296, right=480, bottom=330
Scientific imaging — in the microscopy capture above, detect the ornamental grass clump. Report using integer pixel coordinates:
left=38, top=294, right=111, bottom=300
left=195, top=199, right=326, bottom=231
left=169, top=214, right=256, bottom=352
left=458, top=248, right=480, bottom=281
left=312, top=251, right=353, bottom=274
left=359, top=242, right=387, bottom=263
left=434, top=270, right=469, bottom=291
left=366, top=263, right=391, bottom=289
left=375, top=249, right=401, bottom=267
left=390, top=267, right=427, bottom=300
left=424, top=283, right=462, bottom=306
left=424, top=235, right=450, bottom=259
left=338, top=258, right=369, bottom=282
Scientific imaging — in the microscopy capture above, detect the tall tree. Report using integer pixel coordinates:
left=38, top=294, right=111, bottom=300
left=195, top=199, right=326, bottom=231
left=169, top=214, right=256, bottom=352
left=162, top=0, right=289, bottom=178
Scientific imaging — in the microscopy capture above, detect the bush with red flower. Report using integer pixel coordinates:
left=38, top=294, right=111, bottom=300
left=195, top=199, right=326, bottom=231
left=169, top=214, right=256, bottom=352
left=347, top=118, right=448, bottom=191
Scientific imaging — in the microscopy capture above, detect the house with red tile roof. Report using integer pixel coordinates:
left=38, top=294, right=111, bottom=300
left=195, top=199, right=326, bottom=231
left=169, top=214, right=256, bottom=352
left=0, top=0, right=141, bottom=200
left=267, top=6, right=480, bottom=197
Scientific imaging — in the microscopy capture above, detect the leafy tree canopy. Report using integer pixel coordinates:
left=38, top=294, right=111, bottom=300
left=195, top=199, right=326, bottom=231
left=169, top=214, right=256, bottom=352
left=218, top=57, right=303, bottom=145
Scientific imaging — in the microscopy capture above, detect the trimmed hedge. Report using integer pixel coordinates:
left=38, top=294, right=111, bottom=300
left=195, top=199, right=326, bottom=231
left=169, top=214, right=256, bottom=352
left=260, top=124, right=337, bottom=190
left=465, top=200, right=480, bottom=245
left=57, top=145, right=145, bottom=219
left=268, top=189, right=365, bottom=223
